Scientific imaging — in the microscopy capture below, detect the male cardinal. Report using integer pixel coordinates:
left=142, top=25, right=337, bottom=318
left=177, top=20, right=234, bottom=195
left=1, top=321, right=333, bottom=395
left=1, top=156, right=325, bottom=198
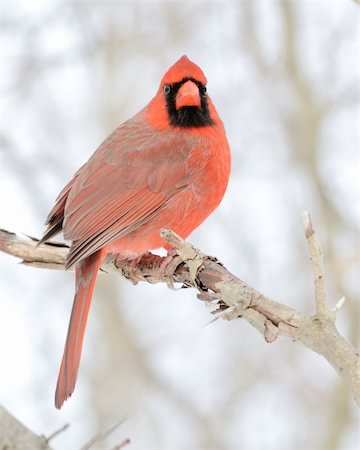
left=39, top=55, right=231, bottom=409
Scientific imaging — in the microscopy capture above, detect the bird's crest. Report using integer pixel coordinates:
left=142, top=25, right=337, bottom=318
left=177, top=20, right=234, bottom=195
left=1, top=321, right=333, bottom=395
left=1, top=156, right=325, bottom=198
left=160, top=55, right=207, bottom=86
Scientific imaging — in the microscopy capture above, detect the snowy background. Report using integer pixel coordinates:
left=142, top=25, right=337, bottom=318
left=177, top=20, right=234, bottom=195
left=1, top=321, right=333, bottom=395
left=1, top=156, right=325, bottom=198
left=0, top=1, right=359, bottom=449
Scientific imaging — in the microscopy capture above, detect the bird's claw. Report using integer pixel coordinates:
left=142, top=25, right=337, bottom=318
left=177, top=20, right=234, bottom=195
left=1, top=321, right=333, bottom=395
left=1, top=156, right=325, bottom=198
left=159, top=250, right=182, bottom=290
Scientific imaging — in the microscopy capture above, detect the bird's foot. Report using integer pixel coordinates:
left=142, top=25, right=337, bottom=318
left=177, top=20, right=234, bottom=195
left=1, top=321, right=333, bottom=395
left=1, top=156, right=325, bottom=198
left=159, top=249, right=182, bottom=289
left=128, top=252, right=152, bottom=283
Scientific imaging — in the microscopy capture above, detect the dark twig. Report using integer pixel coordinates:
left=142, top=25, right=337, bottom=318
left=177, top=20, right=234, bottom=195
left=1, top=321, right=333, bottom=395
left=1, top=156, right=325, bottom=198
left=44, top=423, right=70, bottom=443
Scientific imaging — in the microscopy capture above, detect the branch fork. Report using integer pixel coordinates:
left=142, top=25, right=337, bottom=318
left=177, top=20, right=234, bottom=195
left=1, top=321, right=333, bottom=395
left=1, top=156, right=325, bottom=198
left=0, top=211, right=359, bottom=406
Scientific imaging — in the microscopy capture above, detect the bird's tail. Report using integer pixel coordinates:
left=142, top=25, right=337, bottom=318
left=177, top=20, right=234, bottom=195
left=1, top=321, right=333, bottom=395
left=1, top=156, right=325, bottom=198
left=55, top=249, right=106, bottom=409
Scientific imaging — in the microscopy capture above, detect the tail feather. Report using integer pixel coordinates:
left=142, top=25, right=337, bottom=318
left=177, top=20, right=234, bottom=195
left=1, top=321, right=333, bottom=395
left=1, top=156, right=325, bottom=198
left=55, top=249, right=106, bottom=409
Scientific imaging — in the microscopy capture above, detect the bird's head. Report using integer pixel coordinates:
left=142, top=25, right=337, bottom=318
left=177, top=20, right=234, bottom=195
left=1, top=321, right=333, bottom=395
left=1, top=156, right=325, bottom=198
left=147, top=56, right=217, bottom=130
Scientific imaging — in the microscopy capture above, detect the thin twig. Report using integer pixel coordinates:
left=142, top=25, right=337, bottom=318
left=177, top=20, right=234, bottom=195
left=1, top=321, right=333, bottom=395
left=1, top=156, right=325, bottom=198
left=44, top=423, right=70, bottom=443
left=80, top=418, right=127, bottom=450
left=302, top=211, right=328, bottom=317
left=111, top=438, right=131, bottom=450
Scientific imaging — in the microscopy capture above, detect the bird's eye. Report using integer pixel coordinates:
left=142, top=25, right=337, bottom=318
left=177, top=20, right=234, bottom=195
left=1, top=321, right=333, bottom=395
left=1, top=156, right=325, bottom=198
left=202, top=86, right=207, bottom=95
left=163, top=85, right=171, bottom=95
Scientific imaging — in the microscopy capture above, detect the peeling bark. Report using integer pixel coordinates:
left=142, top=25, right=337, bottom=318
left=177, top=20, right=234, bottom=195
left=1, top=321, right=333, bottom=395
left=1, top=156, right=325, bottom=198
left=0, top=214, right=359, bottom=407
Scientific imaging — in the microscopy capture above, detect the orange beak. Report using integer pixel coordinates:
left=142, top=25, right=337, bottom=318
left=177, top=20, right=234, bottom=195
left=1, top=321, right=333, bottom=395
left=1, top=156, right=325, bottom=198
left=175, top=80, right=201, bottom=109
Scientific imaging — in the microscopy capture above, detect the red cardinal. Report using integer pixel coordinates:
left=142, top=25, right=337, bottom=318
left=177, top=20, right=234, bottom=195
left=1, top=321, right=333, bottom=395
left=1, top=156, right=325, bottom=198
left=39, top=55, right=231, bottom=409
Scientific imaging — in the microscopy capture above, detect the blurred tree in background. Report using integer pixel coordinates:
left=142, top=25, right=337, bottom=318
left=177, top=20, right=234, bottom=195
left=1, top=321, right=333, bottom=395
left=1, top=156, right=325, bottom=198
left=0, top=1, right=359, bottom=449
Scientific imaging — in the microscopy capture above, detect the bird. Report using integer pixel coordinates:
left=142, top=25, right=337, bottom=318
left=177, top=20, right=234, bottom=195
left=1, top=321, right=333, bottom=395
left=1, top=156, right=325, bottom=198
left=39, top=55, right=231, bottom=409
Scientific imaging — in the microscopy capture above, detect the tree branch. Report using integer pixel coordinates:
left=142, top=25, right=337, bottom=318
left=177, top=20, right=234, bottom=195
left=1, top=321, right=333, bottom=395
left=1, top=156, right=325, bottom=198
left=0, top=213, right=359, bottom=407
left=0, top=403, right=129, bottom=449
left=79, top=418, right=129, bottom=450
left=303, top=211, right=328, bottom=317
left=0, top=404, right=54, bottom=450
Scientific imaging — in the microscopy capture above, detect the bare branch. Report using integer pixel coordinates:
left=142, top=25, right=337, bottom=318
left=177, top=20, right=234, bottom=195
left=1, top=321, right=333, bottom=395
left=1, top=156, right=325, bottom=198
left=302, top=211, right=328, bottom=317
left=0, top=219, right=359, bottom=407
left=79, top=418, right=128, bottom=450
left=0, top=229, right=68, bottom=270
left=0, top=404, right=54, bottom=450
left=110, top=438, right=131, bottom=450
left=45, top=423, right=70, bottom=444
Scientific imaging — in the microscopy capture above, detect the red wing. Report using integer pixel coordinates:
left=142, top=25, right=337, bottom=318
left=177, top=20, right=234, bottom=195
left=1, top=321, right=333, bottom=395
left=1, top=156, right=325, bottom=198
left=37, top=168, right=83, bottom=246
left=65, top=187, right=172, bottom=269
left=63, top=128, right=193, bottom=268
